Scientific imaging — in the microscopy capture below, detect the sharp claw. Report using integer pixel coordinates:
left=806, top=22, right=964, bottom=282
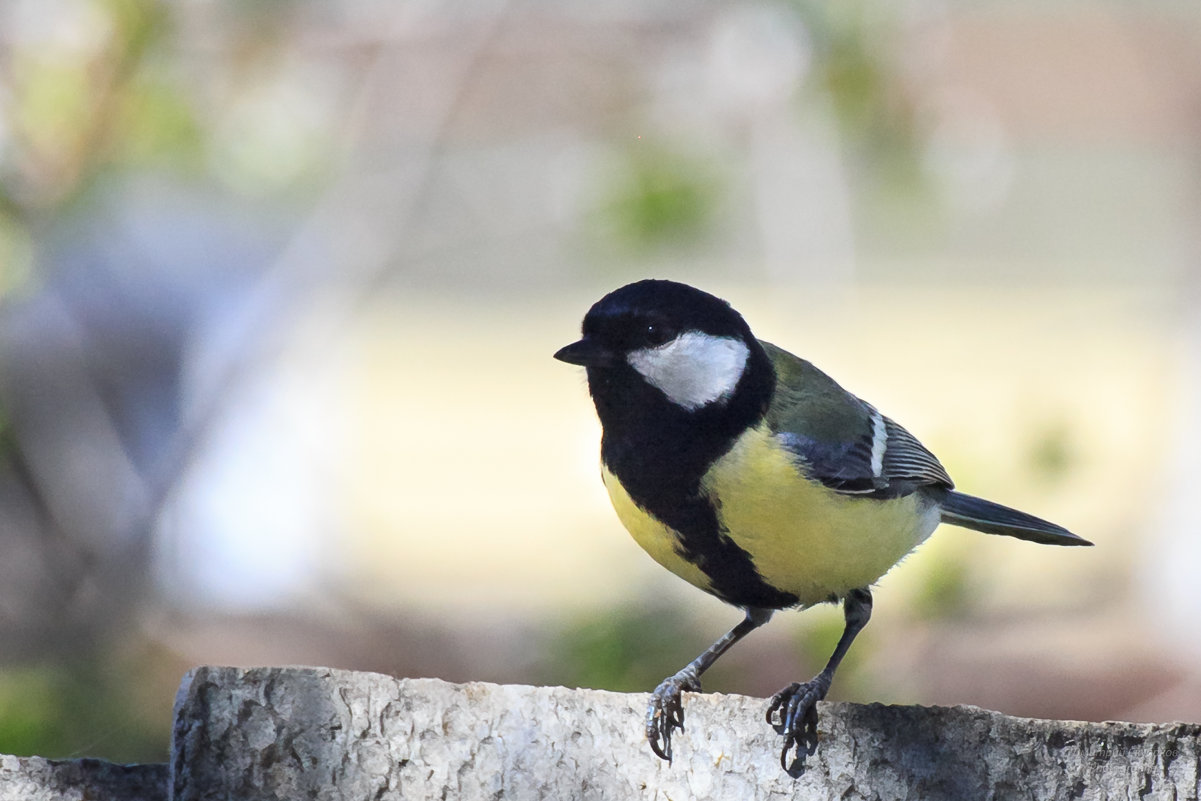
left=645, top=672, right=699, bottom=762
left=806, top=704, right=821, bottom=744
left=767, top=678, right=828, bottom=768
left=649, top=730, right=671, bottom=762
left=646, top=707, right=666, bottom=760
left=765, top=683, right=794, bottom=726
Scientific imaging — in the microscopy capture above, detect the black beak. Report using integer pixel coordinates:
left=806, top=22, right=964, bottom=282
left=553, top=337, right=616, bottom=367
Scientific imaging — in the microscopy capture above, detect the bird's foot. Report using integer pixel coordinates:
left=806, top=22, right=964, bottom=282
left=765, top=676, right=830, bottom=769
left=646, top=668, right=702, bottom=762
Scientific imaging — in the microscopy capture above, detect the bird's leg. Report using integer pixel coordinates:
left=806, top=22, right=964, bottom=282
left=766, top=588, right=873, bottom=768
left=646, top=607, right=773, bottom=762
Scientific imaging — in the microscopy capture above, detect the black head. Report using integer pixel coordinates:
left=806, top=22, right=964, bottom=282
left=554, top=280, right=773, bottom=424
left=556, top=281, right=795, bottom=611
left=556, top=279, right=754, bottom=363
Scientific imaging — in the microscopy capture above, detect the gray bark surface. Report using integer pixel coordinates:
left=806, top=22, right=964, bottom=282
left=0, top=754, right=168, bottom=801
left=170, top=665, right=1200, bottom=801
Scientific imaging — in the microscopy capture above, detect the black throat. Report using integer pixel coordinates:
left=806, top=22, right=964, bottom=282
left=591, top=340, right=798, bottom=609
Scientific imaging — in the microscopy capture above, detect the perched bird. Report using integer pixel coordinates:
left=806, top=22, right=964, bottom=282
left=554, top=279, right=1091, bottom=768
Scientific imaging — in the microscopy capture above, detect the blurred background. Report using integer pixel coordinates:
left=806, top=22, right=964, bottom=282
left=1, top=0, right=1199, bottom=764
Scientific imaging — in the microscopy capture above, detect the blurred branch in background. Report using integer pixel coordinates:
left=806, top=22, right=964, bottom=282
left=0, top=0, right=214, bottom=758
left=0, top=0, right=516, bottom=760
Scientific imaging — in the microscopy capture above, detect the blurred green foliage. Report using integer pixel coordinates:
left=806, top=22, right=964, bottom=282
left=792, top=0, right=922, bottom=173
left=599, top=142, right=724, bottom=251
left=545, top=599, right=708, bottom=693
left=588, top=1, right=925, bottom=261
left=907, top=546, right=975, bottom=623
left=0, top=660, right=170, bottom=763
left=3, top=0, right=181, bottom=217
left=0, top=670, right=68, bottom=758
left=543, top=595, right=877, bottom=703
left=1026, top=418, right=1078, bottom=486
left=0, top=0, right=327, bottom=290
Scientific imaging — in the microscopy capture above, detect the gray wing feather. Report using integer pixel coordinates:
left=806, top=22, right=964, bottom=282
left=879, top=416, right=953, bottom=488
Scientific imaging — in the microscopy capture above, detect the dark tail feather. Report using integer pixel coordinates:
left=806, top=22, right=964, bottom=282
left=940, top=491, right=1092, bottom=546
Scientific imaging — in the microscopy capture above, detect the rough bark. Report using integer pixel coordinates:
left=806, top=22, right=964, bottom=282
left=0, top=754, right=168, bottom=801
left=170, top=665, right=1200, bottom=801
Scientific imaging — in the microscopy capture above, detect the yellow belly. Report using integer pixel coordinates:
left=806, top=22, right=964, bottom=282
left=602, top=423, right=940, bottom=607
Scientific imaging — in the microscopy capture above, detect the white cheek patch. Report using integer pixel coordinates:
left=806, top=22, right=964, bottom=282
left=627, top=332, right=750, bottom=410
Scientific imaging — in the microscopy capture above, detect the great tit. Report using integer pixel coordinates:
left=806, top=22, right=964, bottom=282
left=554, top=279, right=1091, bottom=768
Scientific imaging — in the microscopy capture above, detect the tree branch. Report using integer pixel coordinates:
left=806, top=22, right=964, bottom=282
left=167, top=666, right=1201, bottom=801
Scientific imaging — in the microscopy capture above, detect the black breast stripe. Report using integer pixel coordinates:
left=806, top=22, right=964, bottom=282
left=601, top=422, right=798, bottom=609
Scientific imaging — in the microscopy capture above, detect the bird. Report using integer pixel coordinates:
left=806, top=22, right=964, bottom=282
left=553, top=279, right=1091, bottom=769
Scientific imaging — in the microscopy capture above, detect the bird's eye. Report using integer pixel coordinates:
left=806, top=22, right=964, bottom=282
left=644, top=323, right=671, bottom=346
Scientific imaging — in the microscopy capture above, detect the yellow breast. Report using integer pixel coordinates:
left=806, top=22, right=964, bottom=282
left=603, top=423, right=941, bottom=607
left=702, top=423, right=940, bottom=605
left=602, top=467, right=716, bottom=595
